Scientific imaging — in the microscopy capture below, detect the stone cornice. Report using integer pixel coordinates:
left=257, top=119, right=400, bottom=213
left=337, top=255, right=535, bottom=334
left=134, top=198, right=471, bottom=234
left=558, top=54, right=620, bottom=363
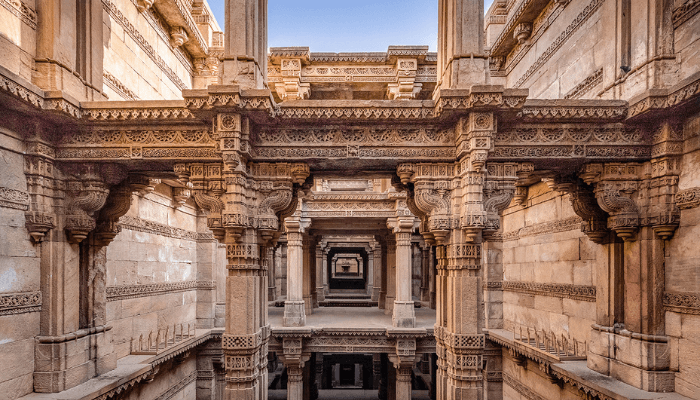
left=502, top=281, right=596, bottom=302
left=106, top=280, right=215, bottom=301
left=664, top=291, right=700, bottom=315
left=0, top=291, right=42, bottom=316
left=519, top=99, right=627, bottom=120
left=627, top=72, right=700, bottom=119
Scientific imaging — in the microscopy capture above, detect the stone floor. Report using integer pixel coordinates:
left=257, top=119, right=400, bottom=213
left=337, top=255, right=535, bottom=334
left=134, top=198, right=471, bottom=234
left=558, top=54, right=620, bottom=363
left=269, top=389, right=431, bottom=399
left=268, top=306, right=436, bottom=330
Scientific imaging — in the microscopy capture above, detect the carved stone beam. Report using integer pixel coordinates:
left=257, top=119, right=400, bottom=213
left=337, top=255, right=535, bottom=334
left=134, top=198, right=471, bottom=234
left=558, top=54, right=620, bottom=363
left=512, top=163, right=536, bottom=205
left=275, top=58, right=310, bottom=101
left=127, top=174, right=161, bottom=196
left=387, top=58, right=421, bottom=100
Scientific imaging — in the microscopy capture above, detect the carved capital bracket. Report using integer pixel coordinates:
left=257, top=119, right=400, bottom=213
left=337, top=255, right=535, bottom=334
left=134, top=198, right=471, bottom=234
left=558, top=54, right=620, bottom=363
left=482, top=162, right=527, bottom=238
left=581, top=161, right=680, bottom=241
left=398, top=163, right=453, bottom=244
left=545, top=176, right=609, bottom=244
left=63, top=164, right=118, bottom=244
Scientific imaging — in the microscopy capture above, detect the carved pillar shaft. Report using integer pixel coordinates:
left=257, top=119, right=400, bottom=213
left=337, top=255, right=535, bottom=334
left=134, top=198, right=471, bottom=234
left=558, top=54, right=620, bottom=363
left=287, top=365, right=303, bottom=400
left=384, top=236, right=397, bottom=315
left=223, top=0, right=267, bottom=88
left=372, top=242, right=382, bottom=302
left=315, top=245, right=325, bottom=302
left=396, top=367, right=412, bottom=400
left=420, top=245, right=430, bottom=302
left=284, top=217, right=308, bottom=326
left=267, top=246, right=276, bottom=301
left=393, top=220, right=415, bottom=328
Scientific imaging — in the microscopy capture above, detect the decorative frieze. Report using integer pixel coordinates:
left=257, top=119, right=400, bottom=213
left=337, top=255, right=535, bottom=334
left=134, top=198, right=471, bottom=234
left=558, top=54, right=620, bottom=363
left=106, top=280, right=215, bottom=301
left=0, top=291, right=42, bottom=316
left=502, top=216, right=582, bottom=241
left=0, top=186, right=29, bottom=210
left=0, top=72, right=43, bottom=108
left=153, top=370, right=197, bottom=400
left=502, top=281, right=596, bottom=301
left=0, top=0, right=36, bottom=29
left=118, top=215, right=214, bottom=242
left=514, top=0, right=604, bottom=88
left=103, top=71, right=139, bottom=101
left=676, top=187, right=700, bottom=209
left=503, top=372, right=547, bottom=400
left=673, top=0, right=700, bottom=28
left=102, top=0, right=188, bottom=90
left=256, top=126, right=453, bottom=146
left=565, top=68, right=603, bottom=99
left=664, top=291, right=700, bottom=315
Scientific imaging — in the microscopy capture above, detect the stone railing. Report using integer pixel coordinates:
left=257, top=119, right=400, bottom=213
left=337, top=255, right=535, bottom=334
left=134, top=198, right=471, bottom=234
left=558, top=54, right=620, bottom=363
left=131, top=323, right=196, bottom=355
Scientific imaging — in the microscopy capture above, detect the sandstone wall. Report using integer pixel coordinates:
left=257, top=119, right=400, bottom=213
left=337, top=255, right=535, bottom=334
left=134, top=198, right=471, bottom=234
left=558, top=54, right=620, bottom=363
left=0, top=0, right=37, bottom=83
left=102, top=0, right=194, bottom=100
left=501, top=182, right=596, bottom=346
left=664, top=111, right=700, bottom=399
left=0, top=127, right=40, bottom=398
left=105, top=185, right=222, bottom=359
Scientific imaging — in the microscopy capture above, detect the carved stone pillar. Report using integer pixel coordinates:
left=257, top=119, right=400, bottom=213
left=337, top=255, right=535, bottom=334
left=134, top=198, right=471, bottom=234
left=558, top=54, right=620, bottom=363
left=389, top=216, right=416, bottom=328
left=580, top=159, right=680, bottom=392
left=222, top=0, right=268, bottom=88
left=384, top=235, right=397, bottom=315
left=389, top=338, right=417, bottom=400
left=280, top=337, right=311, bottom=400
left=284, top=216, right=310, bottom=326
left=183, top=153, right=308, bottom=400
left=437, top=0, right=488, bottom=90
left=420, top=243, right=431, bottom=303
left=267, top=246, right=276, bottom=301
left=315, top=244, right=325, bottom=302
left=302, top=233, right=316, bottom=312
left=372, top=240, right=382, bottom=302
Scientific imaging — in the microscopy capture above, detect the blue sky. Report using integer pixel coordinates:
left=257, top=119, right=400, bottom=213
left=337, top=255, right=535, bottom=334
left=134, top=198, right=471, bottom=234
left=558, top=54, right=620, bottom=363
left=207, top=0, right=495, bottom=52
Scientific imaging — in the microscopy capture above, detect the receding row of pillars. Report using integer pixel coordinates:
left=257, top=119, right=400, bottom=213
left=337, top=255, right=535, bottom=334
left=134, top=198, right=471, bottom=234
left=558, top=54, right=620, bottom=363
left=277, top=216, right=437, bottom=328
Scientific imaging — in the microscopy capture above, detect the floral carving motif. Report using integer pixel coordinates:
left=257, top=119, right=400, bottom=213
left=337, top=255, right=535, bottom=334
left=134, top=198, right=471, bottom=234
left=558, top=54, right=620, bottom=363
left=0, top=187, right=29, bottom=210
left=677, top=187, right=700, bottom=209
left=502, top=281, right=596, bottom=301
left=0, top=291, right=42, bottom=315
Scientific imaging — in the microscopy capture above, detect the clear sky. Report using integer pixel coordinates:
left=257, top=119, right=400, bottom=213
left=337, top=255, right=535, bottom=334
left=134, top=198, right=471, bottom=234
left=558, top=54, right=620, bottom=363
left=207, top=0, right=495, bottom=53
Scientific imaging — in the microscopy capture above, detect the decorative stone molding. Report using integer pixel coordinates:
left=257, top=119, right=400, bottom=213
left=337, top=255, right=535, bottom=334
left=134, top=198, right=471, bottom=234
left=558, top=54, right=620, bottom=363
left=106, top=280, right=215, bottom=301
left=502, top=216, right=582, bottom=241
left=514, top=0, right=604, bottom=88
left=664, top=291, right=700, bottom=315
left=118, top=215, right=213, bottom=242
left=627, top=73, right=700, bottom=119
left=0, top=0, right=37, bottom=29
left=503, top=372, right=547, bottom=400
left=0, top=186, right=29, bottom=210
left=102, top=0, right=189, bottom=90
left=673, top=0, right=700, bottom=28
left=0, top=291, right=42, bottom=315
left=676, top=187, right=700, bottom=209
left=502, top=281, right=596, bottom=302
left=153, top=370, right=197, bottom=400
left=103, top=71, right=139, bottom=101
left=564, top=68, right=603, bottom=99
left=0, top=71, right=43, bottom=108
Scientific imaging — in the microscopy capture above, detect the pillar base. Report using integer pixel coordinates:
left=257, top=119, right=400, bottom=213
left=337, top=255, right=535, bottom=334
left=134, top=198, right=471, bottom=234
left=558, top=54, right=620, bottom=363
left=588, top=326, right=674, bottom=392
left=283, top=300, right=306, bottom=327
left=392, top=300, right=416, bottom=328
